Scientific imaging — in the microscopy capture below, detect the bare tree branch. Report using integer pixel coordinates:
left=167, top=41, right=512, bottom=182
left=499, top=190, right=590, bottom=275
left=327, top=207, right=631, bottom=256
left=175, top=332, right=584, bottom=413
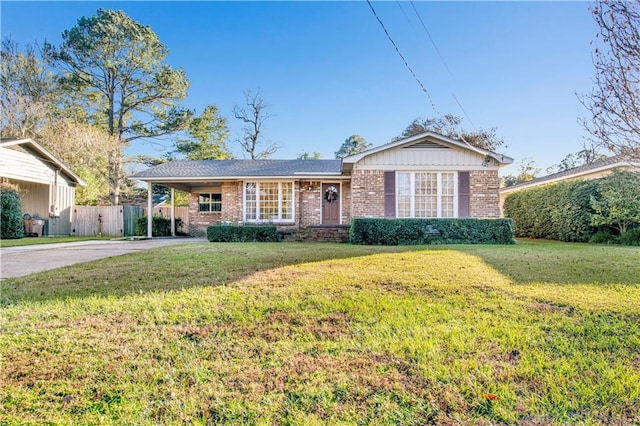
left=232, top=89, right=280, bottom=159
left=580, top=0, right=640, bottom=159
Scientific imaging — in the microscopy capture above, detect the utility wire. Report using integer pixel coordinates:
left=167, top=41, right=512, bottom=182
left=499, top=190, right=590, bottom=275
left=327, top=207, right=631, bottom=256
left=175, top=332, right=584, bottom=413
left=366, top=0, right=438, bottom=113
left=452, top=93, right=475, bottom=128
left=409, top=1, right=454, bottom=80
left=408, top=0, right=476, bottom=127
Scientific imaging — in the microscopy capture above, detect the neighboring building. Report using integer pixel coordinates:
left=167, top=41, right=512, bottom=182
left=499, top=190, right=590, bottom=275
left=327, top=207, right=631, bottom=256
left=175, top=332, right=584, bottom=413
left=0, top=138, right=86, bottom=236
left=499, top=154, right=640, bottom=216
left=131, top=132, right=513, bottom=236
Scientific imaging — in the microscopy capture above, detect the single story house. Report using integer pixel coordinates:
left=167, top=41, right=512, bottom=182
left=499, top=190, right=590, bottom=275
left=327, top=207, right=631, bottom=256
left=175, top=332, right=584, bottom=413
left=131, top=132, right=514, bottom=237
left=0, top=137, right=86, bottom=236
left=499, top=154, right=640, bottom=216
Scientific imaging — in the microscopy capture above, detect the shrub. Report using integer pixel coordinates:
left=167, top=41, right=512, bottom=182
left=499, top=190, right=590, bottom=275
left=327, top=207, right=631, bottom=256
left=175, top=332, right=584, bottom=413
left=135, top=216, right=184, bottom=237
left=207, top=225, right=281, bottom=242
left=589, top=229, right=614, bottom=244
left=503, top=180, right=599, bottom=242
left=619, top=228, right=640, bottom=246
left=349, top=218, right=514, bottom=245
left=0, top=184, right=24, bottom=239
left=590, top=169, right=640, bottom=235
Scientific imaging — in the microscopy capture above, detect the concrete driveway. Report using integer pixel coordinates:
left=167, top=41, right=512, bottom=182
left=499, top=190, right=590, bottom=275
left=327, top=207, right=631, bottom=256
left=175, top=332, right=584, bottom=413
left=0, top=238, right=207, bottom=279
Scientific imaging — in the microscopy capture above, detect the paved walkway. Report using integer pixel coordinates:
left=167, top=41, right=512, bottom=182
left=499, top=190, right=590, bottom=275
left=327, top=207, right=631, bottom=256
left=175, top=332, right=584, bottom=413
left=0, top=238, right=207, bottom=279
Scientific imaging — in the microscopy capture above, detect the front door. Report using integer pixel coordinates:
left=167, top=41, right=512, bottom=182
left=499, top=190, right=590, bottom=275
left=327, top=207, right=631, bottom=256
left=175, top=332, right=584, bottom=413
left=322, top=183, right=340, bottom=225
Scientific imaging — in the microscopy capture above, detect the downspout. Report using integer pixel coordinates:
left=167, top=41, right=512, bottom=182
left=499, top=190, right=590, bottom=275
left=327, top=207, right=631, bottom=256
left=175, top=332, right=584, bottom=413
left=147, top=182, right=153, bottom=238
left=51, top=168, right=59, bottom=216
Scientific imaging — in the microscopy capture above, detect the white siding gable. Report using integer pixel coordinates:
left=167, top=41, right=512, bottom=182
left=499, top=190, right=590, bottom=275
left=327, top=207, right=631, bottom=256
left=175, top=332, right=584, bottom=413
left=0, top=145, right=58, bottom=185
left=354, top=140, right=498, bottom=171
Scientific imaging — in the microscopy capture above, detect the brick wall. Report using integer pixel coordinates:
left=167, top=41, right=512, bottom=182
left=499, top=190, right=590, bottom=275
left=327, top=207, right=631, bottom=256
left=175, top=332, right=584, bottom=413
left=222, top=182, right=243, bottom=223
left=341, top=182, right=352, bottom=224
left=350, top=169, right=385, bottom=218
left=469, top=170, right=500, bottom=218
left=299, top=180, right=321, bottom=227
left=188, top=180, right=352, bottom=234
left=187, top=182, right=243, bottom=236
left=349, top=168, right=501, bottom=220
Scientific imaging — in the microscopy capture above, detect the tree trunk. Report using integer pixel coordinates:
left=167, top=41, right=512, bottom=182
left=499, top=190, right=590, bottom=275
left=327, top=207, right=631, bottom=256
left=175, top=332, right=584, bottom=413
left=108, top=144, right=122, bottom=205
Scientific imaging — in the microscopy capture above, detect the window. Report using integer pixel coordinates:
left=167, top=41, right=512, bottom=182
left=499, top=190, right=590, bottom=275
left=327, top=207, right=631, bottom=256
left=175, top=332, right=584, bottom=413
left=199, top=193, right=222, bottom=212
left=397, top=172, right=456, bottom=218
left=244, top=182, right=294, bottom=222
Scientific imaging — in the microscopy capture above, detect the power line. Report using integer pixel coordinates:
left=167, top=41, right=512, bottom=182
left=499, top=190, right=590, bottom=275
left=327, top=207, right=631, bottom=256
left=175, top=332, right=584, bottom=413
left=452, top=93, right=474, bottom=128
left=366, top=0, right=438, bottom=113
left=408, top=1, right=476, bottom=127
left=409, top=1, right=454, bottom=80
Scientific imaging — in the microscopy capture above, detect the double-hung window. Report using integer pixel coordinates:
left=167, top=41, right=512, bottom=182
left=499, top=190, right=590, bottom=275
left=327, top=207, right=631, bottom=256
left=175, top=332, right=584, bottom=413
left=199, top=193, right=222, bottom=212
left=397, top=172, right=456, bottom=218
left=244, top=182, right=294, bottom=222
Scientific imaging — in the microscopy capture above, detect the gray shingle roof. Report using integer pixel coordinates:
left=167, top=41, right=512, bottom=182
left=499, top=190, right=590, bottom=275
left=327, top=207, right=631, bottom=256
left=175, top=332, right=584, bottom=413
left=502, top=154, right=637, bottom=191
left=131, top=159, right=343, bottom=179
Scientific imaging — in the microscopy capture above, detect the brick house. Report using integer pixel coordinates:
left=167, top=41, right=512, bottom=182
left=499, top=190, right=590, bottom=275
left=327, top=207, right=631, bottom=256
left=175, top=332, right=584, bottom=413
left=131, top=132, right=513, bottom=237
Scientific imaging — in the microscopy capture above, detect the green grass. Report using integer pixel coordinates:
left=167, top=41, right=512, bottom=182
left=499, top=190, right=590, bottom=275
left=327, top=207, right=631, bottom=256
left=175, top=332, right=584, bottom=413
left=1, top=241, right=639, bottom=424
left=0, top=236, right=112, bottom=247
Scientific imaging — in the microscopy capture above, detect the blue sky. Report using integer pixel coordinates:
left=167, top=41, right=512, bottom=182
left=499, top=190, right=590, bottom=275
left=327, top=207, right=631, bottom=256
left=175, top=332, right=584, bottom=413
left=2, top=1, right=599, bottom=174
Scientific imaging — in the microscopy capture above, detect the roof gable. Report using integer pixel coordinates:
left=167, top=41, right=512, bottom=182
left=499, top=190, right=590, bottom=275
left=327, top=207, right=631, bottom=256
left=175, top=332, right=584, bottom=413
left=0, top=138, right=86, bottom=186
left=342, top=131, right=513, bottom=165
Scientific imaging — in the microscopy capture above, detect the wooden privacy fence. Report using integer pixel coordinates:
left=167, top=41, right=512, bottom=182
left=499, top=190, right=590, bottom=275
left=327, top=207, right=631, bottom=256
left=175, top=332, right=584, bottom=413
left=72, top=205, right=189, bottom=237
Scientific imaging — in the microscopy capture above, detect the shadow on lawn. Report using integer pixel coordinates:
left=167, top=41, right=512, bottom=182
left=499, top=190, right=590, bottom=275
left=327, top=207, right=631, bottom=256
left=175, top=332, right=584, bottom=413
left=455, top=242, right=640, bottom=285
left=3, top=241, right=638, bottom=306
left=0, top=242, right=420, bottom=306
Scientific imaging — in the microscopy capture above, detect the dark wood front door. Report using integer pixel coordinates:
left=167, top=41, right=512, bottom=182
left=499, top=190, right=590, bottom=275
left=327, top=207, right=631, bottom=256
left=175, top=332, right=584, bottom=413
left=322, top=183, right=340, bottom=225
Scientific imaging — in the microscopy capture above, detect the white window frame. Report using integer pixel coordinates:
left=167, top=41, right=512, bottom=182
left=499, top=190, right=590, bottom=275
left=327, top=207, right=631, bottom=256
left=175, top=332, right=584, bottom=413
left=243, top=181, right=295, bottom=223
left=396, top=172, right=458, bottom=218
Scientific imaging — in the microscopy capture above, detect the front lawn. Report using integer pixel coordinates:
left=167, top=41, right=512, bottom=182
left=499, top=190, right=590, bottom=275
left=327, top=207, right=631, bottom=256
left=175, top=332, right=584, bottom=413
left=1, top=241, right=639, bottom=424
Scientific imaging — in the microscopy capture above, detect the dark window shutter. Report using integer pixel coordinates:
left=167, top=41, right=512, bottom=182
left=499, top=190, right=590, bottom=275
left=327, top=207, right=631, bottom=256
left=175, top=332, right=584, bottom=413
left=384, top=171, right=396, bottom=218
left=458, top=171, right=470, bottom=218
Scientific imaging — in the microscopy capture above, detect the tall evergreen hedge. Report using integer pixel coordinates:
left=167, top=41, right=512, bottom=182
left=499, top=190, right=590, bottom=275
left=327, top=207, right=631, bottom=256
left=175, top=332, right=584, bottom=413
left=0, top=184, right=25, bottom=239
left=503, top=180, right=599, bottom=242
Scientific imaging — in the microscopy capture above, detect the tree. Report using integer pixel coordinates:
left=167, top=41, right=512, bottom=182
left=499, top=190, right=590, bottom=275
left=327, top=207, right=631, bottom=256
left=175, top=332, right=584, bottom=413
left=0, top=37, right=56, bottom=138
left=396, top=113, right=507, bottom=152
left=335, top=135, right=372, bottom=159
left=233, top=89, right=279, bottom=159
left=44, top=9, right=191, bottom=205
left=37, top=119, right=119, bottom=205
left=591, top=169, right=640, bottom=234
left=546, top=144, right=608, bottom=174
left=580, top=0, right=640, bottom=158
left=297, top=151, right=322, bottom=160
left=175, top=104, right=232, bottom=160
left=501, top=158, right=540, bottom=187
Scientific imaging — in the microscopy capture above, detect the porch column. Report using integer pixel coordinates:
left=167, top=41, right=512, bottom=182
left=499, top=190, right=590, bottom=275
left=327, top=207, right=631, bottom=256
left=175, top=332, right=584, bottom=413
left=147, top=182, right=153, bottom=239
left=170, top=187, right=176, bottom=237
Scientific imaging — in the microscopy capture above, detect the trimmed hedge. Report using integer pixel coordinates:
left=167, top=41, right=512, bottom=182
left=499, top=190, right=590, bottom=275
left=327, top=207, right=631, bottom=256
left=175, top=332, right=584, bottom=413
left=1, top=184, right=24, bottom=239
left=207, top=225, right=281, bottom=242
left=349, top=218, right=515, bottom=245
left=503, top=180, right=599, bottom=242
left=135, top=216, right=184, bottom=237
